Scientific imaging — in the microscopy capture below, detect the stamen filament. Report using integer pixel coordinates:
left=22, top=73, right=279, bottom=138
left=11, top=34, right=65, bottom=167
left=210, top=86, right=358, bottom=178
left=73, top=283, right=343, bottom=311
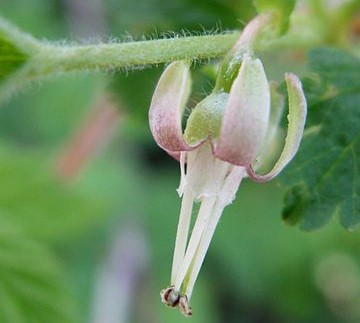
left=184, top=201, right=223, bottom=298
left=184, top=167, right=246, bottom=298
left=174, top=196, right=217, bottom=291
left=171, top=188, right=194, bottom=284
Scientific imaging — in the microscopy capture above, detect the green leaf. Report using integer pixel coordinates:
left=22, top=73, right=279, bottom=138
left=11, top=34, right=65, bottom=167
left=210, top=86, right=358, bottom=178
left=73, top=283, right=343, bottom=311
left=0, top=17, right=37, bottom=83
left=253, top=0, right=296, bottom=34
left=280, top=48, right=360, bottom=230
left=308, top=47, right=360, bottom=92
left=0, top=31, right=28, bottom=83
left=0, top=17, right=39, bottom=102
left=0, top=144, right=113, bottom=241
left=0, top=221, right=78, bottom=323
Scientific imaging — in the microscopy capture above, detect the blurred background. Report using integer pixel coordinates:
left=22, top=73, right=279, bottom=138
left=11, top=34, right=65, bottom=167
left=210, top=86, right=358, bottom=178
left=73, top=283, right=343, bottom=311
left=1, top=0, right=360, bottom=322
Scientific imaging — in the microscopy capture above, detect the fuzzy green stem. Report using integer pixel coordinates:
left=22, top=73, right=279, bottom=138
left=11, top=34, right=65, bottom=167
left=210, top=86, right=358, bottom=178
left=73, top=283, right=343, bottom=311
left=0, top=31, right=238, bottom=101
left=28, top=33, right=239, bottom=78
left=0, top=9, right=342, bottom=102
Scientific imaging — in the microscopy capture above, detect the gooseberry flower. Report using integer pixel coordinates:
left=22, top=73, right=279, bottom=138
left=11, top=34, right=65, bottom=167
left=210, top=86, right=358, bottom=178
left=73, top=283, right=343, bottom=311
left=150, top=53, right=306, bottom=316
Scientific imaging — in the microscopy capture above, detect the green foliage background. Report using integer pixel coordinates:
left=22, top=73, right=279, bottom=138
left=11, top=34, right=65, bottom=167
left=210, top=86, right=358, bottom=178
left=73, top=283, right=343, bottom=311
left=0, top=0, right=360, bottom=322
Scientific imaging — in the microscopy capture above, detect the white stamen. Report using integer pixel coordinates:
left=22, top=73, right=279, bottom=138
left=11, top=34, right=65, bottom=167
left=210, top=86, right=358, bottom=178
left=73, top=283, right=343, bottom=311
left=171, top=187, right=193, bottom=284
left=174, top=195, right=217, bottom=291
left=176, top=152, right=187, bottom=197
left=171, top=144, right=246, bottom=297
left=184, top=166, right=246, bottom=298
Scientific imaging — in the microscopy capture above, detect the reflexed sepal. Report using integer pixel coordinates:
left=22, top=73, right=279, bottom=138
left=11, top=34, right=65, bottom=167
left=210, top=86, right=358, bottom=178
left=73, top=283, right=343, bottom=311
left=248, top=73, right=307, bottom=182
left=149, top=60, right=194, bottom=153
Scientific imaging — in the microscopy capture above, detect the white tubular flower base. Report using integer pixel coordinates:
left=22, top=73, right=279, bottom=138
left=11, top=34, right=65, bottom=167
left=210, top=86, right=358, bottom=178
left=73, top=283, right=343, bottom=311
left=161, top=144, right=246, bottom=316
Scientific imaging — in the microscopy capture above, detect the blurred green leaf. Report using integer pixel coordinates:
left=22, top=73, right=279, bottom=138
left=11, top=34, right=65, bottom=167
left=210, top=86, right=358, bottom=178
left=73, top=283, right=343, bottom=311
left=0, top=144, right=113, bottom=241
left=308, top=47, right=360, bottom=91
left=107, top=0, right=242, bottom=35
left=280, top=48, right=360, bottom=230
left=0, top=75, right=104, bottom=146
left=253, top=0, right=295, bottom=34
left=110, top=68, right=162, bottom=140
left=0, top=221, right=78, bottom=323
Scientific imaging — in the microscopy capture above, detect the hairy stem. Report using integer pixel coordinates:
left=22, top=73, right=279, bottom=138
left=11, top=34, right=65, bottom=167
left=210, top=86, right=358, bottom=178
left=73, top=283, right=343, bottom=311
left=27, top=33, right=239, bottom=79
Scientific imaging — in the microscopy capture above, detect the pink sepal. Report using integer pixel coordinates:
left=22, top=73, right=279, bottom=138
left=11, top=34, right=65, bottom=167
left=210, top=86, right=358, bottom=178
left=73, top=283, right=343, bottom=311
left=214, top=54, right=270, bottom=167
left=149, top=61, right=195, bottom=155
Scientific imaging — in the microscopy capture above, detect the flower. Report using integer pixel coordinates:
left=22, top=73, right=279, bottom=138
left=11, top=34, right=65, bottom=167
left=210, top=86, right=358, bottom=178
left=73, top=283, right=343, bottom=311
left=149, top=53, right=307, bottom=316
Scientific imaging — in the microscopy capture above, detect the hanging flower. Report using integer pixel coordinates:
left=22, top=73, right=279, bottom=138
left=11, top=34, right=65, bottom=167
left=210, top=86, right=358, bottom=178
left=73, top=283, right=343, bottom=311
left=149, top=18, right=307, bottom=317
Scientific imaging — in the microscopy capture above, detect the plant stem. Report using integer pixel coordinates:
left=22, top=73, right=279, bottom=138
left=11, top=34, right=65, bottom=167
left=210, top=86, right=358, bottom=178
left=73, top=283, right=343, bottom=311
left=26, top=33, right=239, bottom=79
